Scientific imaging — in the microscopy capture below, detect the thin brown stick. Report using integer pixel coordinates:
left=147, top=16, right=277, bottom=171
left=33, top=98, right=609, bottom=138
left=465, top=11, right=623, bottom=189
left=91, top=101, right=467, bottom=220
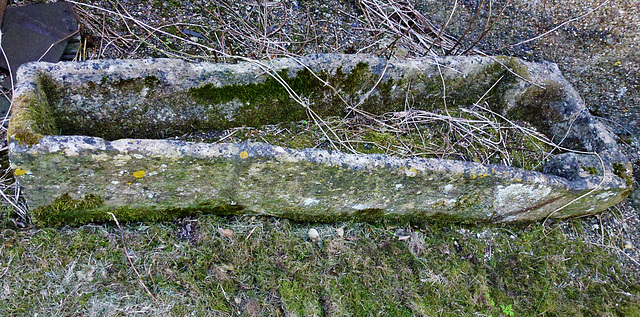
left=107, top=212, right=159, bottom=303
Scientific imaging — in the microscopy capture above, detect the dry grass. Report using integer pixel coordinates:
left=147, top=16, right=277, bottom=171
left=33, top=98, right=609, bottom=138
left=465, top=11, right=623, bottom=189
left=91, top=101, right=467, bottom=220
left=0, top=31, right=28, bottom=225
left=1, top=214, right=638, bottom=315
left=181, top=103, right=557, bottom=170
left=357, top=0, right=485, bottom=56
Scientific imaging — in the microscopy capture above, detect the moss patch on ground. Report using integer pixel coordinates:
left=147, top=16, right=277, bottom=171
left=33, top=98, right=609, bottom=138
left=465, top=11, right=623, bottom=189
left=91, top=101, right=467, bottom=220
left=0, top=215, right=637, bottom=316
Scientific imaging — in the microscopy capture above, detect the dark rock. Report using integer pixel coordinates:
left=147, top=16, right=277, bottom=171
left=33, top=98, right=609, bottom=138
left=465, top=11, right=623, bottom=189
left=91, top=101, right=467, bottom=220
left=0, top=2, right=79, bottom=89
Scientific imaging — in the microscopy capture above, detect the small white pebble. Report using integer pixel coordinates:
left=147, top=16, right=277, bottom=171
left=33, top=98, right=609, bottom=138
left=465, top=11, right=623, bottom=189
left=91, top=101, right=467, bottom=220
left=308, top=228, right=320, bottom=242
left=336, top=227, right=344, bottom=238
left=624, top=241, right=633, bottom=250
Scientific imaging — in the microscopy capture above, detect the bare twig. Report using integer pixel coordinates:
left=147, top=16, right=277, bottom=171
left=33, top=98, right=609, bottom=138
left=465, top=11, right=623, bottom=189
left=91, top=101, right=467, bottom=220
left=37, top=30, right=81, bottom=62
left=107, top=212, right=159, bottom=303
left=358, top=0, right=481, bottom=56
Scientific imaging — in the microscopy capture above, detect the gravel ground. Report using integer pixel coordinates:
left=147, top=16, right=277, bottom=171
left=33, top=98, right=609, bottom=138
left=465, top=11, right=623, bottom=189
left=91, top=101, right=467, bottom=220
left=12, top=0, right=640, bottom=269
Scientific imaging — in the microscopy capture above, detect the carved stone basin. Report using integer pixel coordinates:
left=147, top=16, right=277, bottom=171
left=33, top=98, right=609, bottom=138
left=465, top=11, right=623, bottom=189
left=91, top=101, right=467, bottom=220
left=8, top=54, right=633, bottom=226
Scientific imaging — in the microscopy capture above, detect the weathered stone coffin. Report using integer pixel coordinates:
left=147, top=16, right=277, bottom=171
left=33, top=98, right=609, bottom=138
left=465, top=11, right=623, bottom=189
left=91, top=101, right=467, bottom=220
left=8, top=54, right=633, bottom=226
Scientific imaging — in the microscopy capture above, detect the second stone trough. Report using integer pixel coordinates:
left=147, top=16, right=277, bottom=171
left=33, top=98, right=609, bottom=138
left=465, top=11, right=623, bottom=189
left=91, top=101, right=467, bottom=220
left=8, top=54, right=633, bottom=226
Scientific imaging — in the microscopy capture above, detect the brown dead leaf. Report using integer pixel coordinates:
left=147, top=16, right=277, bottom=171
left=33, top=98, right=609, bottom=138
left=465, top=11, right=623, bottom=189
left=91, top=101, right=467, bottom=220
left=218, top=228, right=234, bottom=239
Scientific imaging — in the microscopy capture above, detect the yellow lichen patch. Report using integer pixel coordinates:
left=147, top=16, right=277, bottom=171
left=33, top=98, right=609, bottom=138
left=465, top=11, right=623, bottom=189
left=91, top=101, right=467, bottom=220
left=470, top=173, right=488, bottom=180
left=14, top=168, right=27, bottom=176
left=405, top=168, right=417, bottom=177
left=133, top=170, right=146, bottom=178
left=240, top=151, right=249, bottom=159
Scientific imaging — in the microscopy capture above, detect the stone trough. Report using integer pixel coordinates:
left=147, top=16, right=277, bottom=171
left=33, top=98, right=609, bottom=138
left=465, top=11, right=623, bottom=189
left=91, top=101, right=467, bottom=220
left=8, top=54, right=633, bottom=226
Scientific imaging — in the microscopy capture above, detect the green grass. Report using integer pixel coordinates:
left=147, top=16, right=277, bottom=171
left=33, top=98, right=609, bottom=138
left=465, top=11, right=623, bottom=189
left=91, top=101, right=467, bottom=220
left=1, top=215, right=638, bottom=316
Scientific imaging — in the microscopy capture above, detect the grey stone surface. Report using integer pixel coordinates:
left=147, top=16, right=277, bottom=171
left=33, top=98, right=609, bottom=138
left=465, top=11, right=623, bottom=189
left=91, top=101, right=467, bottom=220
left=0, top=2, right=79, bottom=89
left=7, top=54, right=634, bottom=224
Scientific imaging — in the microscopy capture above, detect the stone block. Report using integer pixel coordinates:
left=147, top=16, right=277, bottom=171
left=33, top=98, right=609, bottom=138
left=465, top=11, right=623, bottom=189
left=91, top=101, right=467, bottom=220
left=8, top=54, right=633, bottom=225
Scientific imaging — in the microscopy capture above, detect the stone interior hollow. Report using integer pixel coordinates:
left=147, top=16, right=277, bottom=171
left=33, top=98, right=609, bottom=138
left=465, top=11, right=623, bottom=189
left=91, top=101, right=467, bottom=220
left=33, top=56, right=559, bottom=143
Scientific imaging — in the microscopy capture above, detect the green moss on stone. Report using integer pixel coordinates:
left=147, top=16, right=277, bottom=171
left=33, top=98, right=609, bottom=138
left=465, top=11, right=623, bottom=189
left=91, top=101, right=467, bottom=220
left=189, top=64, right=382, bottom=129
left=32, top=193, right=247, bottom=227
left=270, top=203, right=490, bottom=224
left=32, top=193, right=105, bottom=227
left=451, top=57, right=528, bottom=113
left=582, top=165, right=599, bottom=175
left=612, top=162, right=633, bottom=186
left=419, top=211, right=485, bottom=225
left=352, top=208, right=384, bottom=221
left=32, top=74, right=60, bottom=135
left=508, top=80, right=564, bottom=136
left=7, top=96, right=44, bottom=145
left=7, top=73, right=60, bottom=145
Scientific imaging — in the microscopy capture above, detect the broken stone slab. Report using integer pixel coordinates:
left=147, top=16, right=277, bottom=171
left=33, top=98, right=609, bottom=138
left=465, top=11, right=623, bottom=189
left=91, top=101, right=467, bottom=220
left=0, top=2, right=80, bottom=89
left=8, top=54, right=633, bottom=226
